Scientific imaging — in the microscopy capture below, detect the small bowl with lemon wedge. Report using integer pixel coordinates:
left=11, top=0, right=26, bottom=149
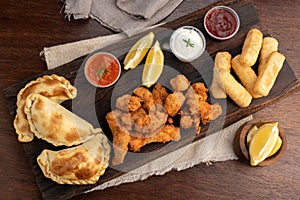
left=234, top=118, right=286, bottom=166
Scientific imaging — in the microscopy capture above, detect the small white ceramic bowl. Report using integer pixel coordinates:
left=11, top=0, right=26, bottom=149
left=170, top=26, right=206, bottom=62
left=204, top=6, right=240, bottom=40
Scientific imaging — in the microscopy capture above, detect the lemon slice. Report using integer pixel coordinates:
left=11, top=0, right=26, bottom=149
left=268, top=136, right=282, bottom=157
left=249, top=122, right=279, bottom=166
left=124, top=32, right=154, bottom=70
left=246, top=125, right=258, bottom=147
left=142, top=40, right=164, bottom=88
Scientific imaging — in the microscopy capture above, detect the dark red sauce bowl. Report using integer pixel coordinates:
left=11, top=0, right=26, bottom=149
left=204, top=6, right=240, bottom=40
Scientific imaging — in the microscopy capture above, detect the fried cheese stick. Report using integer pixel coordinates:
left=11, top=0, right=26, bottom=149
left=219, top=69, right=252, bottom=107
left=240, top=28, right=263, bottom=67
left=231, top=55, right=262, bottom=98
left=258, top=37, right=279, bottom=74
left=254, top=51, right=285, bottom=96
left=210, top=52, right=231, bottom=99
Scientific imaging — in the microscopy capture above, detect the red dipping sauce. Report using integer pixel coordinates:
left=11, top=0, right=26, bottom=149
left=85, top=52, right=121, bottom=87
left=204, top=6, right=240, bottom=40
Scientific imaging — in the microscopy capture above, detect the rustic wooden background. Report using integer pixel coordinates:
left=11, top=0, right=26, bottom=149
left=0, top=0, right=299, bottom=199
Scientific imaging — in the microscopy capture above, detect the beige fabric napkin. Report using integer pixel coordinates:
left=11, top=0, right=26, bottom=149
left=41, top=32, right=127, bottom=69
left=64, top=0, right=183, bottom=32
left=40, top=23, right=164, bottom=69
left=85, top=115, right=252, bottom=193
left=116, top=0, right=171, bottom=19
left=64, top=0, right=93, bottom=19
left=89, top=0, right=183, bottom=32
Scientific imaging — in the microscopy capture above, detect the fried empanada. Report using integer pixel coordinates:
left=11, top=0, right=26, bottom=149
left=37, top=134, right=110, bottom=185
left=14, top=74, right=77, bottom=142
left=25, top=94, right=100, bottom=146
left=240, top=28, right=263, bottom=67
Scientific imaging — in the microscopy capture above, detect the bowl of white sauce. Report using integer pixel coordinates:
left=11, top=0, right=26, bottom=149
left=170, top=26, right=206, bottom=62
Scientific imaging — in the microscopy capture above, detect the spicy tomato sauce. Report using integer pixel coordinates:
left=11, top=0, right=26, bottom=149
left=205, top=8, right=237, bottom=38
left=85, top=53, right=120, bottom=87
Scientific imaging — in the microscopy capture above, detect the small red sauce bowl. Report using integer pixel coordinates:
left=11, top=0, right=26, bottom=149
left=84, top=52, right=121, bottom=88
left=204, top=6, right=240, bottom=40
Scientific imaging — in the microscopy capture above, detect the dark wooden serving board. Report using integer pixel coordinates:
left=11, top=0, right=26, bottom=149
left=4, top=1, right=299, bottom=200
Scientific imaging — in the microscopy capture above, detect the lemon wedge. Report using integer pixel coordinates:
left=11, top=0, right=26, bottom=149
left=268, top=136, right=282, bottom=157
left=246, top=125, right=258, bottom=147
left=249, top=122, right=279, bottom=166
left=124, top=32, right=154, bottom=70
left=142, top=40, right=164, bottom=88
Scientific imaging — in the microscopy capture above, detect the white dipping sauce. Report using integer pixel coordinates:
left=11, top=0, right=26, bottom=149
left=170, top=26, right=205, bottom=62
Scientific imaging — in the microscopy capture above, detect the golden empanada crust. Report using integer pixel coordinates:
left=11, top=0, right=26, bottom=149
left=25, top=94, right=100, bottom=146
left=14, top=74, right=77, bottom=142
left=37, top=134, right=111, bottom=185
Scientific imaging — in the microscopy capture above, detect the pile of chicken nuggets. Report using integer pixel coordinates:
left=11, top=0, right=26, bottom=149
left=106, top=74, right=222, bottom=165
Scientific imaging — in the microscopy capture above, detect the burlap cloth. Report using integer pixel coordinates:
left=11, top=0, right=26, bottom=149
left=64, top=0, right=183, bottom=32
left=116, top=0, right=171, bottom=19
left=85, top=115, right=252, bottom=193
left=40, top=0, right=253, bottom=193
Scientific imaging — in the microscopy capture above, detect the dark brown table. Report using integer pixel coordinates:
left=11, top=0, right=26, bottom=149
left=0, top=0, right=299, bottom=199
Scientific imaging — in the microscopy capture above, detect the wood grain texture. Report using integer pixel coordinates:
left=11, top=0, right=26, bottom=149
left=0, top=0, right=299, bottom=200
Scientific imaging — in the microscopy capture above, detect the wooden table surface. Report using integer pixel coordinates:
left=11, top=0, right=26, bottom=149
left=0, top=0, right=299, bottom=199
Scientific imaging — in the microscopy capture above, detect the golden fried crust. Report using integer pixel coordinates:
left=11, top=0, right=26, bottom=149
left=129, top=125, right=181, bottom=152
left=258, top=37, right=279, bottom=74
left=231, top=55, right=261, bottom=98
left=186, top=83, right=208, bottom=102
left=170, top=75, right=190, bottom=91
left=199, top=101, right=222, bottom=124
left=219, top=70, right=252, bottom=107
left=210, top=52, right=231, bottom=99
left=164, top=92, right=185, bottom=117
left=134, top=87, right=155, bottom=111
left=106, top=111, right=131, bottom=166
left=240, top=28, right=263, bottom=67
left=116, top=94, right=142, bottom=112
left=215, top=51, right=232, bottom=72
left=210, top=66, right=227, bottom=99
left=180, top=115, right=194, bottom=129
left=37, top=134, right=110, bottom=185
left=129, top=96, right=142, bottom=111
left=25, top=94, right=99, bottom=146
left=152, top=84, right=168, bottom=106
left=107, top=80, right=223, bottom=165
left=14, top=74, right=77, bottom=142
left=254, top=51, right=285, bottom=96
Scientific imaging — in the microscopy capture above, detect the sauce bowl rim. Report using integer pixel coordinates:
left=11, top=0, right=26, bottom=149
left=169, top=25, right=206, bottom=62
left=204, top=5, right=240, bottom=40
left=84, top=52, right=121, bottom=88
